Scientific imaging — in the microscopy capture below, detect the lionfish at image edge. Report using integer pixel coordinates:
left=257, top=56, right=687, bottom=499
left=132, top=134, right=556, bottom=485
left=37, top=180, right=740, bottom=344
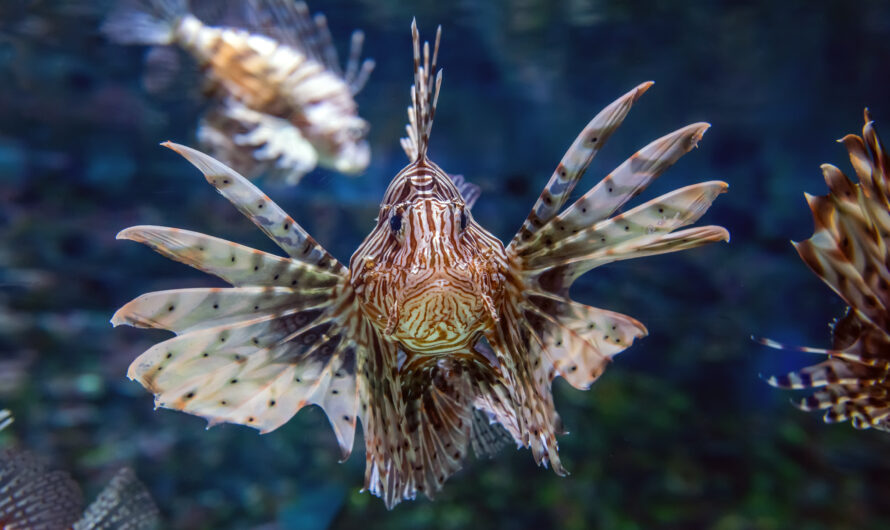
left=761, top=111, right=890, bottom=432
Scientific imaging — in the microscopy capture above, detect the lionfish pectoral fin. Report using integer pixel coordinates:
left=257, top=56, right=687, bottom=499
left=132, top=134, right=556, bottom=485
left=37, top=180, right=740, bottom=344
left=118, top=145, right=360, bottom=458
left=522, top=297, right=648, bottom=390
left=160, top=142, right=343, bottom=272
left=125, top=295, right=361, bottom=458
left=509, top=81, right=654, bottom=249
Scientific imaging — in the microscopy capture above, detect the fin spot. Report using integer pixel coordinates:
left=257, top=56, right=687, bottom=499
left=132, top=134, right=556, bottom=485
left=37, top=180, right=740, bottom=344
left=185, top=392, right=195, bottom=399
left=343, top=415, right=350, bottom=422
left=221, top=400, right=228, bottom=405
left=269, top=400, right=276, bottom=407
left=213, top=304, right=219, bottom=309
left=331, top=389, right=339, bottom=394
left=166, top=352, right=172, bottom=359
left=230, top=379, right=238, bottom=384
left=168, top=305, right=175, bottom=312
left=202, top=352, right=209, bottom=358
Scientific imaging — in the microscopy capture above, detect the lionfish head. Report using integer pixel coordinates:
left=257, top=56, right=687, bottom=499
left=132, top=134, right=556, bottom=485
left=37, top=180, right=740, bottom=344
left=349, top=21, right=503, bottom=355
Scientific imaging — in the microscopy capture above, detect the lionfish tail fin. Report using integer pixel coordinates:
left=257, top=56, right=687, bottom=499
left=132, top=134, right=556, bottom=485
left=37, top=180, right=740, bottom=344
left=361, top=346, right=476, bottom=508
left=102, top=0, right=189, bottom=45
left=116, top=145, right=360, bottom=460
left=402, top=19, right=442, bottom=162
left=74, top=468, right=161, bottom=530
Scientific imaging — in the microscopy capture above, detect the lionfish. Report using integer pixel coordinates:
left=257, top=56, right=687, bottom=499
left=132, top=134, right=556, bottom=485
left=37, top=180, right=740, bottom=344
left=103, top=0, right=375, bottom=184
left=112, top=21, right=728, bottom=507
left=0, top=411, right=161, bottom=529
left=760, top=111, right=890, bottom=431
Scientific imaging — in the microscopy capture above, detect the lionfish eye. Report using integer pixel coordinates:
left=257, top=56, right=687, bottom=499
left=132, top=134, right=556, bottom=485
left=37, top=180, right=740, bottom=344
left=459, top=210, right=468, bottom=232
left=390, top=212, right=403, bottom=232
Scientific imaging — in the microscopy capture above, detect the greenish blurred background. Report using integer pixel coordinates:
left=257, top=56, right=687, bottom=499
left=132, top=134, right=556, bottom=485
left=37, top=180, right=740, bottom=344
left=1, top=0, right=889, bottom=528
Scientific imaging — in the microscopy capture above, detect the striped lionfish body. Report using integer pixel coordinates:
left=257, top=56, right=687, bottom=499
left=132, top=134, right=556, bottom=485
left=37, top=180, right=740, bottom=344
left=113, top=21, right=728, bottom=508
left=104, top=0, right=374, bottom=184
left=761, top=112, right=890, bottom=431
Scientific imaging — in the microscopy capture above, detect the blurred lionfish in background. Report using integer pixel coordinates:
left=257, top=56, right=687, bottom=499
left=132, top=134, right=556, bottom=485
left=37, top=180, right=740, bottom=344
left=111, top=21, right=728, bottom=508
left=103, top=0, right=375, bottom=184
left=0, top=410, right=161, bottom=529
left=760, top=112, right=890, bottom=431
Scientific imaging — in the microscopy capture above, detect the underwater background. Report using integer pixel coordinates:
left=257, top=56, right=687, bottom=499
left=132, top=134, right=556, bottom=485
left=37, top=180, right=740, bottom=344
left=1, top=0, right=890, bottom=528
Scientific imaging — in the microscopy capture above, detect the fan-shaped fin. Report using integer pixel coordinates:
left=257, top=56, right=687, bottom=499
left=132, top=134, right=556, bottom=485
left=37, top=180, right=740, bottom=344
left=520, top=122, right=712, bottom=255
left=125, top=291, right=359, bottom=456
left=523, top=297, right=647, bottom=390
left=161, top=142, right=344, bottom=273
left=520, top=181, right=728, bottom=269
left=510, top=81, right=653, bottom=248
left=117, top=226, right=341, bottom=288
left=112, top=286, right=331, bottom=334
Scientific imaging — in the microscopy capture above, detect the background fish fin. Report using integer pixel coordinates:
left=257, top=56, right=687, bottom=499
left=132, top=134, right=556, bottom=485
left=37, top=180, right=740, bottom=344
left=0, top=448, right=84, bottom=529
left=73, top=468, right=161, bottom=530
left=199, top=100, right=318, bottom=185
left=244, top=0, right=373, bottom=86
left=0, top=409, right=11, bottom=432
left=508, top=81, right=653, bottom=249
left=161, top=142, right=342, bottom=272
left=450, top=174, right=481, bottom=209
left=102, top=0, right=188, bottom=46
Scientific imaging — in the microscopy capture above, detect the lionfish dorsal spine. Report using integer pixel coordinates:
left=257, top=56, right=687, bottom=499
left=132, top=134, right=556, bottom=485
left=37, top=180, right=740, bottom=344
left=404, top=19, right=443, bottom=163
